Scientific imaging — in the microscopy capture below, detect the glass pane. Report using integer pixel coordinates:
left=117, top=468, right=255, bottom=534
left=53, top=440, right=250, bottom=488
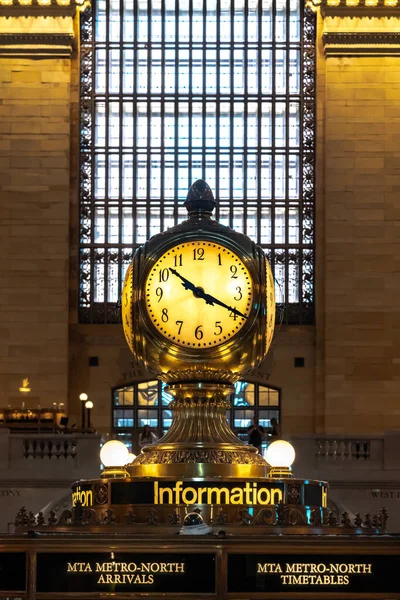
left=162, top=409, right=173, bottom=429
left=161, top=383, right=173, bottom=406
left=233, top=409, right=254, bottom=429
left=138, top=380, right=159, bottom=406
left=259, top=386, right=280, bottom=406
left=259, top=409, right=280, bottom=430
left=233, top=381, right=255, bottom=406
left=138, top=409, right=159, bottom=428
left=113, top=409, right=134, bottom=428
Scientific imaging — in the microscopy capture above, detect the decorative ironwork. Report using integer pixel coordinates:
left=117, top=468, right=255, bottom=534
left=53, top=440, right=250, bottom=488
left=95, top=484, right=108, bottom=505
left=146, top=508, right=159, bottom=525
left=79, top=0, right=316, bottom=325
left=13, top=504, right=389, bottom=533
left=101, top=508, right=116, bottom=525
left=287, top=483, right=302, bottom=504
left=125, top=510, right=137, bottom=525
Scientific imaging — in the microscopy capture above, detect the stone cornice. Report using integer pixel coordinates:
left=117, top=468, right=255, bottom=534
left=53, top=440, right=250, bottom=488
left=323, top=30, right=400, bottom=53
left=0, top=31, right=74, bottom=55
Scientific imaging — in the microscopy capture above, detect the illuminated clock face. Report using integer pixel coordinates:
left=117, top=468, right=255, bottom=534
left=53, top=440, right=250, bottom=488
left=144, top=241, right=253, bottom=348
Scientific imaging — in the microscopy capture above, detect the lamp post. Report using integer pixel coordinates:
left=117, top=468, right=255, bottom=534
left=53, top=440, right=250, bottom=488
left=79, top=393, right=88, bottom=429
left=85, top=400, right=93, bottom=429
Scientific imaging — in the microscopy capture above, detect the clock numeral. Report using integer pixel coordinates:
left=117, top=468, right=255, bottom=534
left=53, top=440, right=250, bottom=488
left=234, top=286, right=242, bottom=301
left=229, top=310, right=238, bottom=321
left=159, top=268, right=169, bottom=282
left=176, top=320, right=183, bottom=334
left=214, top=321, right=222, bottom=336
left=124, top=293, right=128, bottom=307
left=218, top=253, right=222, bottom=266
left=195, top=325, right=203, bottom=340
left=174, top=254, right=183, bottom=267
left=193, top=248, right=205, bottom=261
left=161, top=308, right=169, bottom=322
left=230, top=265, right=238, bottom=279
left=156, top=287, right=163, bottom=302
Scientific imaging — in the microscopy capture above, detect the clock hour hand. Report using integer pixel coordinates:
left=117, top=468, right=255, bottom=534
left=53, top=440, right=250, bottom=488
left=169, top=268, right=197, bottom=293
left=169, top=268, right=247, bottom=319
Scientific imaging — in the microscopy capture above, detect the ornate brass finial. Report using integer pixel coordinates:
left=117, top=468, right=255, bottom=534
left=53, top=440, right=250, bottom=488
left=184, top=180, right=217, bottom=216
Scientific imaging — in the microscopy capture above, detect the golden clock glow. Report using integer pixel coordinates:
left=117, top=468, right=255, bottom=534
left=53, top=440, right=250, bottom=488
left=144, top=241, right=253, bottom=348
left=265, top=259, right=276, bottom=354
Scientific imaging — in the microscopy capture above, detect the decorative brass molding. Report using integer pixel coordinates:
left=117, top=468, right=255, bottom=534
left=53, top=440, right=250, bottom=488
left=0, top=32, right=74, bottom=55
left=0, top=0, right=88, bottom=16
left=323, top=31, right=400, bottom=54
left=311, top=0, right=400, bottom=18
left=132, top=448, right=267, bottom=466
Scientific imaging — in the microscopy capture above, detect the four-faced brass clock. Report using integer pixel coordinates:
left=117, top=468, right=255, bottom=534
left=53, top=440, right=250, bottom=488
left=144, top=241, right=253, bottom=348
left=122, top=180, right=275, bottom=382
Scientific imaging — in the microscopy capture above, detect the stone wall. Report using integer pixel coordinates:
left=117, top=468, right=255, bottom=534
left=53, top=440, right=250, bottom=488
left=0, top=55, right=71, bottom=409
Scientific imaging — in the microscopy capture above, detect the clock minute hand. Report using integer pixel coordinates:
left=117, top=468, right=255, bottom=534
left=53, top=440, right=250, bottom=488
left=200, top=290, right=248, bottom=319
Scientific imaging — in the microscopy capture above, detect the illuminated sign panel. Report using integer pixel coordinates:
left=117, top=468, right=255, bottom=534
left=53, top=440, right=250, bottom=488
left=36, top=553, right=215, bottom=593
left=0, top=553, right=26, bottom=591
left=110, top=481, right=285, bottom=505
left=72, top=480, right=327, bottom=507
left=227, top=554, right=400, bottom=593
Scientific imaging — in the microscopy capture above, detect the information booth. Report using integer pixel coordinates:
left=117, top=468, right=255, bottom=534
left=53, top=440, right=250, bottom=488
left=3, top=183, right=398, bottom=600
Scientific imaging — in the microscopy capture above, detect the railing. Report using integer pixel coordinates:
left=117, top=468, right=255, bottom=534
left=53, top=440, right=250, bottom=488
left=0, top=431, right=101, bottom=482
left=23, top=437, right=78, bottom=460
left=315, top=439, right=371, bottom=461
left=290, top=434, right=397, bottom=482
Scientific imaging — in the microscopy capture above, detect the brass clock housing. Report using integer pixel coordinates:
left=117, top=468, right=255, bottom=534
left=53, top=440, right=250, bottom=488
left=122, top=183, right=275, bottom=385
left=122, top=181, right=275, bottom=478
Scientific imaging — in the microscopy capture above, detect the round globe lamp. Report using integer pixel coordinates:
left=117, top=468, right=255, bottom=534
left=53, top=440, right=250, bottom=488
left=126, top=452, right=136, bottom=465
left=100, top=440, right=130, bottom=478
left=265, top=440, right=296, bottom=478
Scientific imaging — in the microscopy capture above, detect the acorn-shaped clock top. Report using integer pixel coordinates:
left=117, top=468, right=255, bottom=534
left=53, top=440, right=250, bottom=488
left=121, top=181, right=275, bottom=383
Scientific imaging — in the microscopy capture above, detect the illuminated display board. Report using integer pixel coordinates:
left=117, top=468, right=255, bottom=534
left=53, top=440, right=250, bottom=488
left=227, top=554, right=400, bottom=593
left=36, top=552, right=215, bottom=593
left=0, top=553, right=26, bottom=591
left=71, top=480, right=327, bottom=507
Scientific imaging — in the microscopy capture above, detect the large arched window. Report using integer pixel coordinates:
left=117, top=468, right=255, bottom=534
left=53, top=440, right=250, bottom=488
left=112, top=380, right=280, bottom=454
left=79, top=0, right=315, bottom=325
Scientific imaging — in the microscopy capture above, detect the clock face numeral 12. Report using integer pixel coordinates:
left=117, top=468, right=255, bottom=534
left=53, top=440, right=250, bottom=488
left=145, top=241, right=253, bottom=348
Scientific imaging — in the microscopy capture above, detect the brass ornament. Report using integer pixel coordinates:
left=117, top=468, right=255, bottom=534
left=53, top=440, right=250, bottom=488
left=128, top=382, right=268, bottom=478
left=122, top=181, right=275, bottom=478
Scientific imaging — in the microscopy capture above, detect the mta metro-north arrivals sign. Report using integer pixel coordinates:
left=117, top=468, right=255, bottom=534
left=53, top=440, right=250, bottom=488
left=36, top=553, right=216, bottom=593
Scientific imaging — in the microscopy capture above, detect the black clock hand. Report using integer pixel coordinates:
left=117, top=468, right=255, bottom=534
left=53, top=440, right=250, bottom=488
left=169, top=268, right=247, bottom=319
left=199, top=290, right=247, bottom=319
left=169, top=268, right=198, bottom=293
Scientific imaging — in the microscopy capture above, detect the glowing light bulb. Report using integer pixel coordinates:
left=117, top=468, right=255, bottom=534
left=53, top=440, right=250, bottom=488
left=100, top=440, right=129, bottom=468
left=265, top=440, right=296, bottom=478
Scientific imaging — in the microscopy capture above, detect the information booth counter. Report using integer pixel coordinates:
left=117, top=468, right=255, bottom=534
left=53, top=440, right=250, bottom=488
left=2, top=511, right=400, bottom=600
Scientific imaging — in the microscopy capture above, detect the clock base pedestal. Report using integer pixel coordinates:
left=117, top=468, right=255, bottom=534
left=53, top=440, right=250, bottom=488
left=129, top=382, right=268, bottom=479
